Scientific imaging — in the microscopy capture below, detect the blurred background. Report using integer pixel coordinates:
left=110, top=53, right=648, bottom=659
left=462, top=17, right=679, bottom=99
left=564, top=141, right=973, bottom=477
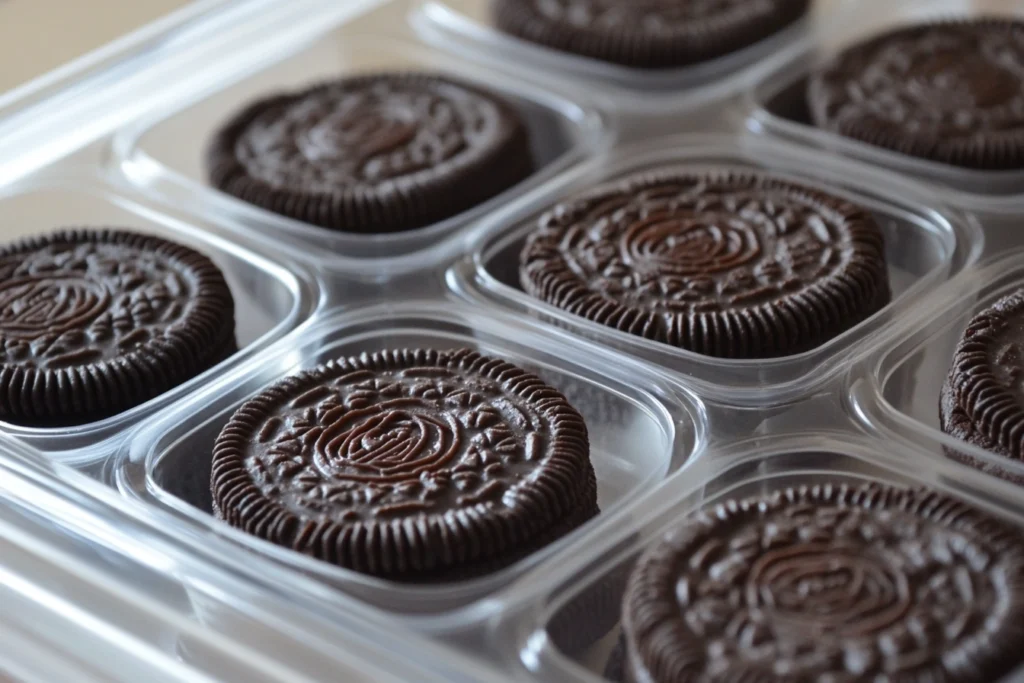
left=0, top=0, right=192, bottom=93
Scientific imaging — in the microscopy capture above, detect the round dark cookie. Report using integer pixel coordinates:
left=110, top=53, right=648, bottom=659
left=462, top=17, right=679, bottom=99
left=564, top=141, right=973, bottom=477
left=491, top=0, right=809, bottom=69
left=0, top=229, right=236, bottom=426
left=519, top=168, right=891, bottom=359
left=622, top=482, right=1024, bottom=683
left=206, top=73, right=533, bottom=234
left=941, top=289, right=1024, bottom=483
left=808, top=19, right=1024, bottom=170
left=210, top=348, right=598, bottom=581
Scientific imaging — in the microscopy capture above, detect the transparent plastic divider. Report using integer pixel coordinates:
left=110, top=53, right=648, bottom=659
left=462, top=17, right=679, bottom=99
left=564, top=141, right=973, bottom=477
left=3, top=0, right=1024, bottom=680
left=114, top=301, right=704, bottom=616
left=0, top=434, right=487, bottom=683
left=111, top=30, right=608, bottom=274
left=743, top=0, right=1024, bottom=202
left=409, top=0, right=812, bottom=108
left=850, top=247, right=1024, bottom=486
left=0, top=174, right=320, bottom=464
left=446, top=133, right=982, bottom=404
left=481, top=433, right=1024, bottom=682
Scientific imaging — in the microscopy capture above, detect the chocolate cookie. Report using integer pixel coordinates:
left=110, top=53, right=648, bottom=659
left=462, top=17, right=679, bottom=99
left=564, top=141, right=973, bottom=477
left=519, top=168, right=890, bottom=359
left=210, top=348, right=598, bottom=580
left=206, top=73, right=533, bottom=234
left=492, top=0, right=809, bottom=69
left=941, top=289, right=1024, bottom=482
left=0, top=229, right=236, bottom=426
left=808, top=20, right=1024, bottom=170
left=622, top=482, right=1024, bottom=683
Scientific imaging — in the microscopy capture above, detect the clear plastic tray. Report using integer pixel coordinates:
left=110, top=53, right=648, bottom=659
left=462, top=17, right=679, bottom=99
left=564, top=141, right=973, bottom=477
left=0, top=434, right=488, bottom=683
left=744, top=0, right=1024, bottom=200
left=111, top=31, right=607, bottom=272
left=499, top=433, right=1024, bottom=682
left=447, top=133, right=981, bottom=403
left=0, top=174, right=319, bottom=465
left=852, top=248, right=1024, bottom=486
left=409, top=0, right=812, bottom=105
left=2, top=0, right=1024, bottom=681
left=114, top=301, right=705, bottom=614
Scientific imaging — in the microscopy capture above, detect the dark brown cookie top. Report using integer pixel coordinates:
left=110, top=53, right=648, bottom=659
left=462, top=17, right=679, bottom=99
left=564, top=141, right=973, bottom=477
left=622, top=482, right=1024, bottom=683
left=206, top=73, right=533, bottom=234
left=0, top=229, right=235, bottom=425
left=808, top=20, right=1024, bottom=170
left=492, top=0, right=809, bottom=69
left=210, top=348, right=595, bottom=578
left=941, top=290, right=1024, bottom=463
left=519, top=169, right=890, bottom=358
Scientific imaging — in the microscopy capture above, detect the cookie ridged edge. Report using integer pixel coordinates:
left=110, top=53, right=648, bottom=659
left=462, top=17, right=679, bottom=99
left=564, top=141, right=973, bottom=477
left=519, top=168, right=890, bottom=359
left=491, top=0, right=810, bottom=69
left=942, top=290, right=1024, bottom=463
left=808, top=19, right=1024, bottom=171
left=622, top=481, right=1024, bottom=683
left=205, top=72, right=534, bottom=234
left=210, top=348, right=596, bottom=579
left=0, top=228, right=236, bottom=424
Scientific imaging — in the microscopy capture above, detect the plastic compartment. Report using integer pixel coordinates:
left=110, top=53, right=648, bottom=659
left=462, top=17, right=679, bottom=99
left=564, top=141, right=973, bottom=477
left=502, top=434, right=1024, bottom=682
left=446, top=134, right=981, bottom=404
left=744, top=0, right=1024, bottom=198
left=0, top=175, right=318, bottom=465
left=110, top=30, right=607, bottom=273
left=0, top=433, right=505, bottom=683
left=409, top=0, right=812, bottom=104
left=113, top=301, right=704, bottom=615
left=851, top=247, right=1024, bottom=487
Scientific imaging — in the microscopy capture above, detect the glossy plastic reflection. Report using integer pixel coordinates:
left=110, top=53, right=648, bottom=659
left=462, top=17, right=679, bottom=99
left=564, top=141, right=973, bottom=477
left=112, top=33, right=606, bottom=272
left=115, top=302, right=704, bottom=614
left=447, top=134, right=981, bottom=403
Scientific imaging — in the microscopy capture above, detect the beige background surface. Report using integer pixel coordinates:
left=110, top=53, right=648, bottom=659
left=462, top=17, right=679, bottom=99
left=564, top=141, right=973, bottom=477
left=0, top=0, right=193, bottom=93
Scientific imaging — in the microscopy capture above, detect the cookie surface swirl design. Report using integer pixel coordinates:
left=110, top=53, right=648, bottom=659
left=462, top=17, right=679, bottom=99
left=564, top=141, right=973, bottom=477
left=234, top=80, right=492, bottom=191
left=313, top=405, right=462, bottom=483
left=0, top=276, right=110, bottom=340
left=210, top=348, right=597, bottom=578
left=0, top=229, right=236, bottom=425
left=520, top=168, right=890, bottom=358
left=206, top=73, right=534, bottom=234
left=623, top=483, right=1024, bottom=682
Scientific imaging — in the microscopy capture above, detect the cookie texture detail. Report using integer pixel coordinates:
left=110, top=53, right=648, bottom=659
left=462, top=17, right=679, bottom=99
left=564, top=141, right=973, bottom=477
left=519, top=168, right=890, bottom=358
left=809, top=20, right=1024, bottom=169
left=622, top=482, right=1024, bottom=683
left=210, top=348, right=597, bottom=579
left=0, top=228, right=236, bottom=425
left=207, top=73, right=533, bottom=234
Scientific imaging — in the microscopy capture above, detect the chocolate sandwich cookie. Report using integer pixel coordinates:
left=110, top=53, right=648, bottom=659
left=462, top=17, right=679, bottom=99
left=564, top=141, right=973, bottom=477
left=0, top=229, right=236, bottom=426
left=210, top=348, right=598, bottom=581
left=808, top=20, right=1024, bottom=170
left=519, top=168, right=890, bottom=359
left=492, top=0, right=809, bottom=69
left=622, top=482, right=1024, bottom=683
left=206, top=73, right=533, bottom=234
left=941, top=290, right=1024, bottom=482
